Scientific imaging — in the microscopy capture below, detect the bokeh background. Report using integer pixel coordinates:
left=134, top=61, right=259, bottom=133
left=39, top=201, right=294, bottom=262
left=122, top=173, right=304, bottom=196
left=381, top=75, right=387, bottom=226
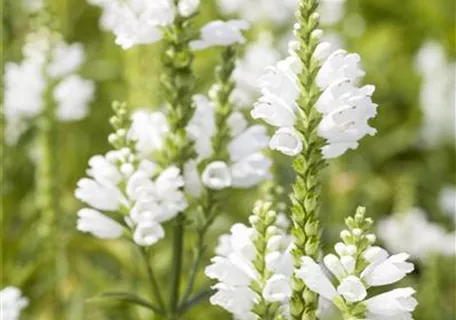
left=2, top=0, right=455, bottom=319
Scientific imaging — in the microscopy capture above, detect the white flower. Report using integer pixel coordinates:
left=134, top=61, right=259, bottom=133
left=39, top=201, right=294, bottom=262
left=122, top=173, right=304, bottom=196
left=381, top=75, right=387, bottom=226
left=209, top=284, right=257, bottom=320
left=183, top=160, right=203, bottom=197
left=108, top=0, right=175, bottom=49
left=365, top=288, right=418, bottom=319
left=230, top=153, right=272, bottom=188
left=415, top=42, right=455, bottom=145
left=202, top=161, right=232, bottom=190
left=232, top=35, right=280, bottom=106
left=378, top=208, right=456, bottom=259
left=228, top=125, right=269, bottom=162
left=178, top=0, right=199, bottom=17
left=440, top=186, right=456, bottom=220
left=253, top=38, right=378, bottom=159
left=0, top=287, right=29, bottom=320
left=133, top=222, right=165, bottom=246
left=53, top=75, right=95, bottom=121
left=77, top=208, right=124, bottom=239
left=186, top=95, right=215, bottom=159
left=296, top=256, right=338, bottom=301
left=75, top=178, right=125, bottom=211
left=130, top=110, right=169, bottom=157
left=190, top=20, right=250, bottom=50
left=86, top=154, right=123, bottom=185
left=47, top=42, right=85, bottom=78
left=4, top=60, right=45, bottom=120
left=216, top=0, right=296, bottom=25
left=263, top=274, right=292, bottom=302
left=361, top=250, right=414, bottom=286
left=269, top=127, right=303, bottom=156
left=336, top=276, right=366, bottom=303
left=319, top=0, right=346, bottom=25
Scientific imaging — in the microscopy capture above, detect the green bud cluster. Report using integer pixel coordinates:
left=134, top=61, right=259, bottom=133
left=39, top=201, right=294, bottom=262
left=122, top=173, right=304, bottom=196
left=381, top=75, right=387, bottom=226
left=108, top=101, right=134, bottom=150
left=250, top=201, right=282, bottom=320
left=289, top=1, right=326, bottom=319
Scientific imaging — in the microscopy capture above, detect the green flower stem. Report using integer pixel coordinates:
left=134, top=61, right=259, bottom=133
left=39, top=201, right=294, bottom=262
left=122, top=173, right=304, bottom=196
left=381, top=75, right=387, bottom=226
left=179, top=46, right=238, bottom=310
left=290, top=0, right=326, bottom=319
left=160, top=5, right=198, bottom=317
left=139, top=247, right=167, bottom=315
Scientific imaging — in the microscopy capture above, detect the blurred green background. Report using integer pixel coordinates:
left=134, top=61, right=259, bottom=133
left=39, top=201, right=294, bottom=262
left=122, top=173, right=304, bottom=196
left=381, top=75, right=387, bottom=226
left=2, top=0, right=455, bottom=319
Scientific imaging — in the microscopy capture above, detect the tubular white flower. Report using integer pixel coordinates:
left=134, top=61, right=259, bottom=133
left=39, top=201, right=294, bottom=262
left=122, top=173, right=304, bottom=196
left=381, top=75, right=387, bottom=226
left=336, top=276, right=366, bottom=303
left=227, top=125, right=269, bottom=162
left=77, top=208, right=124, bottom=239
left=230, top=153, right=273, bottom=188
left=209, top=283, right=257, bottom=320
left=269, top=127, right=303, bottom=156
left=130, top=111, right=169, bottom=157
left=296, top=256, right=338, bottom=301
left=133, top=221, right=165, bottom=246
left=190, top=20, right=250, bottom=50
left=75, top=178, right=126, bottom=211
left=263, top=274, right=292, bottom=303
left=361, top=251, right=414, bottom=286
left=0, top=287, right=29, bottom=320
left=253, top=37, right=378, bottom=159
left=365, top=288, right=418, bottom=318
left=202, top=161, right=232, bottom=190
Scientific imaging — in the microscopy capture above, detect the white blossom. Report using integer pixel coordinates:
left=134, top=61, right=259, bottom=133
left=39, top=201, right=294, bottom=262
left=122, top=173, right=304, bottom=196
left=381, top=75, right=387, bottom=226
left=252, top=38, right=378, bottom=159
left=54, top=75, right=95, bottom=121
left=130, top=110, right=169, bottom=158
left=365, top=288, right=418, bottom=319
left=232, top=35, right=280, bottom=106
left=76, top=146, right=188, bottom=247
left=216, top=0, right=297, bottom=25
left=0, top=287, right=29, bottom=320
left=415, top=42, right=455, bottom=146
left=190, top=20, right=250, bottom=50
left=440, top=186, right=456, bottom=221
left=3, top=29, right=94, bottom=143
left=77, top=208, right=124, bottom=239
left=378, top=208, right=456, bottom=259
left=178, top=0, right=200, bottom=17
left=202, top=161, right=232, bottom=190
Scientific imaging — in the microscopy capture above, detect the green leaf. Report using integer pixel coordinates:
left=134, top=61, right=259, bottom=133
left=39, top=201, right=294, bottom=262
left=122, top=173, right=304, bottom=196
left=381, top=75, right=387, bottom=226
left=87, top=291, right=164, bottom=315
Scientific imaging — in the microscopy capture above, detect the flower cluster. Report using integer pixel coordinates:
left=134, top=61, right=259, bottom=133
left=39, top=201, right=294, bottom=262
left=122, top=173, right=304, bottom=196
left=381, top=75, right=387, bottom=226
left=206, top=202, right=292, bottom=320
left=186, top=95, right=271, bottom=192
left=378, top=207, right=456, bottom=260
left=4, top=28, right=94, bottom=144
left=0, top=287, right=29, bottom=320
left=190, top=20, right=250, bottom=50
left=129, top=97, right=271, bottom=196
left=252, top=36, right=378, bottom=159
left=76, top=103, right=187, bottom=246
left=297, top=207, right=417, bottom=319
left=88, top=0, right=200, bottom=49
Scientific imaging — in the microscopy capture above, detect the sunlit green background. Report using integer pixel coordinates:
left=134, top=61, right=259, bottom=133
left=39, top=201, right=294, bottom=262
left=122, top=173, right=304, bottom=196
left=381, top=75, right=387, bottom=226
left=2, top=0, right=455, bottom=319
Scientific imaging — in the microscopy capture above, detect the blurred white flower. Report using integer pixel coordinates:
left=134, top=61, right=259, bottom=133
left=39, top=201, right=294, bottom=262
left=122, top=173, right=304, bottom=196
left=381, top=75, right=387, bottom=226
left=190, top=20, right=250, bottom=50
left=130, top=110, right=169, bottom=158
left=232, top=34, right=280, bottom=107
left=216, top=0, right=297, bottom=25
left=54, top=75, right=95, bottom=121
left=440, top=186, right=456, bottom=221
left=89, top=0, right=200, bottom=49
left=365, top=288, right=418, bottom=320
left=0, top=287, right=29, bottom=320
left=252, top=38, right=378, bottom=159
left=415, top=42, right=456, bottom=146
left=22, top=0, right=43, bottom=13
left=319, top=0, right=346, bottom=25
left=77, top=208, right=124, bottom=239
left=47, top=42, right=85, bottom=78
left=3, top=29, right=94, bottom=144
left=378, top=208, right=456, bottom=259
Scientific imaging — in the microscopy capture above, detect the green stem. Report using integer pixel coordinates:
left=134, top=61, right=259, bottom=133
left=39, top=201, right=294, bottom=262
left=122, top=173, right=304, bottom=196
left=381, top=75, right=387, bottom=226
left=179, top=233, right=204, bottom=307
left=290, top=0, right=325, bottom=319
left=139, top=247, right=167, bottom=315
left=169, top=215, right=184, bottom=315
